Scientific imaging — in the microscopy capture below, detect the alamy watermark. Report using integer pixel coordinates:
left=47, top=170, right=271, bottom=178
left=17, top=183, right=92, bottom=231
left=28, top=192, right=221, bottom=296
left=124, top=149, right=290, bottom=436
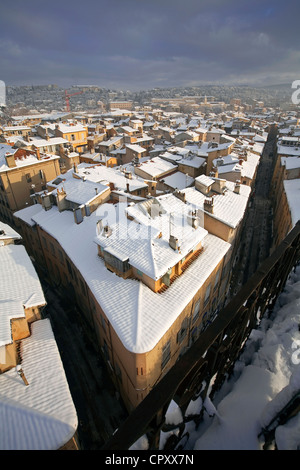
left=292, top=339, right=300, bottom=365
left=0, top=80, right=6, bottom=107
left=291, top=80, right=300, bottom=105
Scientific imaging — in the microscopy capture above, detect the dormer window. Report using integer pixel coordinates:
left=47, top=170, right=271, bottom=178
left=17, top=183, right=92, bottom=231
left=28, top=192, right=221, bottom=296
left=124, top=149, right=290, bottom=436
left=103, top=247, right=131, bottom=277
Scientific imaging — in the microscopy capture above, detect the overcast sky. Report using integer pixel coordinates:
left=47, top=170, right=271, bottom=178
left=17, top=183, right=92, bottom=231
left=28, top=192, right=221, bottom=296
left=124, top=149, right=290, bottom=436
left=0, top=0, right=299, bottom=90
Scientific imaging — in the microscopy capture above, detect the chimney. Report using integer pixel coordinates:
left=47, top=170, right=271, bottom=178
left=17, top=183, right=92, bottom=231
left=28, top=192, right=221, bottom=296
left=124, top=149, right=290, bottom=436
left=56, top=187, right=68, bottom=212
left=5, top=153, right=16, bottom=168
left=169, top=234, right=179, bottom=251
left=204, top=197, right=214, bottom=214
left=187, top=210, right=199, bottom=229
left=212, top=178, right=226, bottom=194
left=234, top=180, right=241, bottom=194
left=35, top=147, right=41, bottom=160
left=174, top=190, right=186, bottom=203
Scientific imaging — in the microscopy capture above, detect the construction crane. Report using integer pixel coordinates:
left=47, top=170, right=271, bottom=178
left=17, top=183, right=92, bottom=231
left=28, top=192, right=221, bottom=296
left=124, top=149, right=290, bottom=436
left=64, top=89, right=83, bottom=112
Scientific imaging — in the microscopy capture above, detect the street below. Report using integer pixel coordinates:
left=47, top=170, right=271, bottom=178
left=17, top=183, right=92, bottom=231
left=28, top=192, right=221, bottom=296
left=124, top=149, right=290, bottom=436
left=230, top=126, right=277, bottom=296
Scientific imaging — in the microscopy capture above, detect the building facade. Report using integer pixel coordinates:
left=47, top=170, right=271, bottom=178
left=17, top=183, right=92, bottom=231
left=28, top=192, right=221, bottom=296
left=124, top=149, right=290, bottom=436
left=0, top=144, right=61, bottom=224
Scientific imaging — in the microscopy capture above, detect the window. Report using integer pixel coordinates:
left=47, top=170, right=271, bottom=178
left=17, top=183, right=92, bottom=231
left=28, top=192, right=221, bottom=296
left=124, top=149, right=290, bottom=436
left=58, top=250, right=64, bottom=264
left=204, top=283, right=211, bottom=307
left=103, top=250, right=130, bottom=274
left=26, top=173, right=32, bottom=183
left=42, top=236, right=47, bottom=249
left=115, top=363, right=122, bottom=383
left=66, top=259, right=73, bottom=278
left=161, top=340, right=171, bottom=370
left=177, top=317, right=188, bottom=344
left=50, top=242, right=55, bottom=256
left=100, top=315, right=106, bottom=333
left=193, top=298, right=201, bottom=323
left=214, top=270, right=220, bottom=291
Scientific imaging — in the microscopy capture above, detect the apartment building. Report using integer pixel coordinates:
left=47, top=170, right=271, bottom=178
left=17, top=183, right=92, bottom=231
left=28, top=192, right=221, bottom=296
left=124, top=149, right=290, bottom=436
left=39, top=122, right=88, bottom=153
left=1, top=125, right=31, bottom=140
left=181, top=174, right=251, bottom=244
left=109, top=101, right=133, bottom=110
left=212, top=149, right=260, bottom=187
left=0, top=143, right=60, bottom=224
left=74, top=163, right=149, bottom=201
left=0, top=222, right=78, bottom=450
left=14, top=178, right=233, bottom=411
left=271, top=135, right=300, bottom=246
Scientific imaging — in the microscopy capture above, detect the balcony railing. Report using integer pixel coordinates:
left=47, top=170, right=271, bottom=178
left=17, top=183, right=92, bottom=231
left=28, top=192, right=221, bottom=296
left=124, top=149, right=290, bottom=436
left=102, top=220, right=300, bottom=451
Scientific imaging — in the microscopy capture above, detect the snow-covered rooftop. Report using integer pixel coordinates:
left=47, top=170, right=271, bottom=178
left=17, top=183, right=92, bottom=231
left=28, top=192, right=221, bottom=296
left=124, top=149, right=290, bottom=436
left=0, top=244, right=46, bottom=347
left=47, top=174, right=109, bottom=206
left=0, top=221, right=22, bottom=243
left=96, top=198, right=207, bottom=280
left=75, top=163, right=148, bottom=192
left=14, top=202, right=230, bottom=354
left=0, top=144, right=59, bottom=172
left=0, top=319, right=78, bottom=450
left=182, top=181, right=251, bottom=229
left=162, top=171, right=194, bottom=190
left=283, top=179, right=300, bottom=225
left=135, top=157, right=177, bottom=178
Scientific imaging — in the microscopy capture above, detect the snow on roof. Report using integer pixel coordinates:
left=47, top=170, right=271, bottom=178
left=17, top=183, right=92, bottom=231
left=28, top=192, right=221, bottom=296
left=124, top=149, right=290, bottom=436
left=281, top=156, right=300, bottom=170
left=29, top=136, right=68, bottom=147
left=96, top=199, right=207, bottom=280
left=195, top=174, right=215, bottom=187
left=178, top=154, right=206, bottom=169
left=49, top=122, right=87, bottom=134
left=3, top=125, right=31, bottom=131
left=0, top=244, right=46, bottom=347
left=99, top=136, right=123, bottom=146
left=48, top=175, right=109, bottom=205
left=182, top=182, right=251, bottom=229
left=159, top=151, right=183, bottom=163
left=75, top=163, right=148, bottom=191
left=125, top=143, right=147, bottom=153
left=0, top=146, right=59, bottom=172
left=277, top=145, right=300, bottom=157
left=0, top=221, right=22, bottom=242
left=162, top=171, right=194, bottom=190
left=0, top=319, right=78, bottom=450
left=136, top=157, right=177, bottom=177
left=241, top=152, right=260, bottom=179
left=0, top=143, right=17, bottom=159
left=283, top=179, right=300, bottom=225
left=14, top=203, right=230, bottom=354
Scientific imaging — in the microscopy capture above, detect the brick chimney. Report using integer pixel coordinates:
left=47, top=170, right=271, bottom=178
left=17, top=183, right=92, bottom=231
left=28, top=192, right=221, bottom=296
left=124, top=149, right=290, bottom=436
left=234, top=180, right=241, bottom=194
left=204, top=196, right=214, bottom=214
left=35, top=147, right=41, bottom=160
left=56, top=187, right=68, bottom=212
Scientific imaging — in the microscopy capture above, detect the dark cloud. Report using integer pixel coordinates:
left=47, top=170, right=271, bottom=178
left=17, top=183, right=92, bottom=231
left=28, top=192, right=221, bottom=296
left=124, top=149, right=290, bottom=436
left=0, top=0, right=299, bottom=89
